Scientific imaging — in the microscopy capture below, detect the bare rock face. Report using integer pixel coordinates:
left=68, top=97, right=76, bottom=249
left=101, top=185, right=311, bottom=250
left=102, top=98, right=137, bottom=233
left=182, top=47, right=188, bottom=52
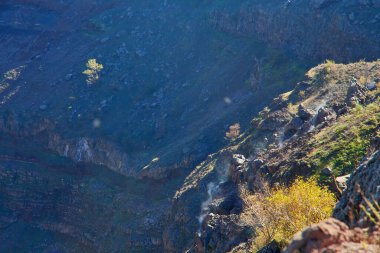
left=259, top=109, right=293, bottom=131
left=335, top=174, right=351, bottom=191
left=346, top=78, right=371, bottom=106
left=229, top=154, right=247, bottom=184
left=194, top=214, right=250, bottom=253
left=48, top=134, right=134, bottom=177
left=284, top=117, right=304, bottom=139
left=284, top=218, right=380, bottom=253
left=334, top=151, right=380, bottom=223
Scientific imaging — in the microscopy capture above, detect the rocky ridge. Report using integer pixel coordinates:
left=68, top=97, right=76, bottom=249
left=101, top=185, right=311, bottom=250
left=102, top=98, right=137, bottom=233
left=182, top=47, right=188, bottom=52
left=164, top=60, right=380, bottom=252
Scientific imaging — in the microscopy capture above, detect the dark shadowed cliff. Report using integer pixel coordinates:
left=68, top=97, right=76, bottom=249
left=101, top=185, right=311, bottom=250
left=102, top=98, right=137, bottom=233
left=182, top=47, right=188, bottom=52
left=0, top=0, right=380, bottom=252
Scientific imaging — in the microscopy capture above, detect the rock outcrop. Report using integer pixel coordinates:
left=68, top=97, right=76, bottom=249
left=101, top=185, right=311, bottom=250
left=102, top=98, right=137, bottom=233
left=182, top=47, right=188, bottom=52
left=285, top=218, right=380, bottom=253
left=334, top=151, right=380, bottom=224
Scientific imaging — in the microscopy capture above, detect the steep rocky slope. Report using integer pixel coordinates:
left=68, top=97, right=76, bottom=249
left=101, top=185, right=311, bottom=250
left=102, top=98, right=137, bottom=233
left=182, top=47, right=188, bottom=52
left=0, top=136, right=173, bottom=252
left=1, top=1, right=380, bottom=252
left=1, top=0, right=380, bottom=179
left=165, top=60, right=380, bottom=252
left=0, top=0, right=309, bottom=180
left=0, top=1, right=308, bottom=251
left=210, top=0, right=380, bottom=62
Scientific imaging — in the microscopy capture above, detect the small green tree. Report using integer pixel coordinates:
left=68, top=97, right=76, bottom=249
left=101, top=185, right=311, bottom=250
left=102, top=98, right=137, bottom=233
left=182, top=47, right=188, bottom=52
left=82, top=59, right=103, bottom=85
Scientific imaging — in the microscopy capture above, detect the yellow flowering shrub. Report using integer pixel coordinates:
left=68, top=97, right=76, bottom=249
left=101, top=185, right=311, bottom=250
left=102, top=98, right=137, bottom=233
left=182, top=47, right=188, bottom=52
left=82, top=59, right=103, bottom=85
left=252, top=177, right=336, bottom=250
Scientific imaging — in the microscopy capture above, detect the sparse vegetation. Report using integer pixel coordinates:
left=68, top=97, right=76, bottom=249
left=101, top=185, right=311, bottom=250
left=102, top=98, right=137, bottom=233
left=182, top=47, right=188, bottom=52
left=309, top=99, right=380, bottom=176
left=306, top=59, right=337, bottom=85
left=82, top=59, right=103, bottom=85
left=248, top=177, right=336, bottom=251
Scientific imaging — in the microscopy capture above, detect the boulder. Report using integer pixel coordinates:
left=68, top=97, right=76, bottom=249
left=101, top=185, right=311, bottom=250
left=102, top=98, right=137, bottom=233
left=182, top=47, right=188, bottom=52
left=298, top=104, right=313, bottom=121
left=230, top=154, right=247, bottom=184
left=284, top=117, right=304, bottom=138
left=259, top=110, right=293, bottom=131
left=284, top=218, right=380, bottom=253
left=209, top=193, right=243, bottom=216
left=232, top=154, right=246, bottom=166
left=257, top=240, right=281, bottom=253
left=346, top=78, right=369, bottom=106
left=314, top=107, right=335, bottom=126
left=195, top=214, right=250, bottom=253
left=335, top=174, right=351, bottom=191
left=366, top=81, right=377, bottom=91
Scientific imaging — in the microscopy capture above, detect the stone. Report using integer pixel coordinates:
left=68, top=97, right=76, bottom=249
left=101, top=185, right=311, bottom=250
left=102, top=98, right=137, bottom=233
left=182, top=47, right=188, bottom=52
left=232, top=154, right=246, bottom=166
left=335, top=174, right=351, bottom=191
left=346, top=78, right=369, bottom=106
left=337, top=105, right=349, bottom=116
left=322, top=167, right=333, bottom=176
left=298, top=104, right=313, bottom=121
left=284, top=218, right=380, bottom=253
left=315, top=107, right=335, bottom=126
left=366, top=81, right=376, bottom=90
left=210, top=193, right=243, bottom=215
left=288, top=117, right=304, bottom=129
left=195, top=214, right=249, bottom=253
left=284, top=117, right=304, bottom=138
left=257, top=240, right=281, bottom=253
left=259, top=109, right=293, bottom=131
